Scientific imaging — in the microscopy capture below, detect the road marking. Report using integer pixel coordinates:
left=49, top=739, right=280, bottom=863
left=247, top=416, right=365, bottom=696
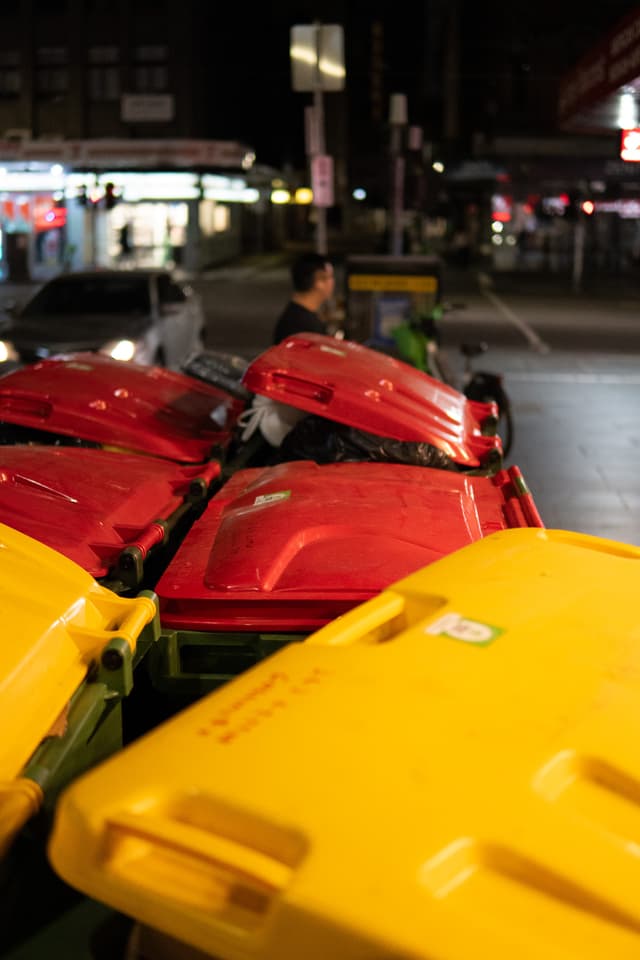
left=504, top=371, right=640, bottom=384
left=481, top=287, right=551, bottom=354
left=476, top=272, right=550, bottom=354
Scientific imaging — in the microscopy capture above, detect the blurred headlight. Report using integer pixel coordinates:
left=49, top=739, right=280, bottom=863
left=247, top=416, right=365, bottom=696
left=100, top=339, right=137, bottom=362
left=0, top=340, right=19, bottom=363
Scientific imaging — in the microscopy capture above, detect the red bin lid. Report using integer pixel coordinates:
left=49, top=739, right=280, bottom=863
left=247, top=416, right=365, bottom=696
left=242, top=334, right=501, bottom=468
left=0, top=444, right=220, bottom=579
left=0, top=353, right=245, bottom=463
left=156, top=459, right=542, bottom=632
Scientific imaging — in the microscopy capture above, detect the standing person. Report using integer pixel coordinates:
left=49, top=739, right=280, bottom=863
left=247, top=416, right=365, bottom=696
left=273, top=252, right=335, bottom=344
left=118, top=221, right=132, bottom=261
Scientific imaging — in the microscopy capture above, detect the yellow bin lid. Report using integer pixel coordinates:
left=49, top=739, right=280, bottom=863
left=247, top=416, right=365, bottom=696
left=49, top=528, right=640, bottom=959
left=0, top=522, right=156, bottom=783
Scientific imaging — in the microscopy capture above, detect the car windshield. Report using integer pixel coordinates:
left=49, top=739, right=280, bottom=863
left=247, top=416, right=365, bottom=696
left=21, top=276, right=151, bottom=316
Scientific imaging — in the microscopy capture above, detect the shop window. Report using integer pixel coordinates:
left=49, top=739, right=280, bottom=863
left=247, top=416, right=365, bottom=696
left=199, top=201, right=230, bottom=236
left=134, top=64, right=168, bottom=92
left=133, top=44, right=168, bottom=92
left=88, top=66, right=119, bottom=101
left=88, top=47, right=119, bottom=99
left=36, top=68, right=68, bottom=96
left=199, top=200, right=216, bottom=237
left=36, top=48, right=68, bottom=96
left=213, top=206, right=230, bottom=232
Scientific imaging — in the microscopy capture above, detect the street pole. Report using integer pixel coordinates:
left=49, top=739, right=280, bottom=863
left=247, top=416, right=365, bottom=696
left=389, top=94, right=407, bottom=256
left=89, top=175, right=98, bottom=267
left=291, top=22, right=344, bottom=258
left=407, top=125, right=424, bottom=253
left=313, top=83, right=328, bottom=256
left=572, top=218, right=585, bottom=293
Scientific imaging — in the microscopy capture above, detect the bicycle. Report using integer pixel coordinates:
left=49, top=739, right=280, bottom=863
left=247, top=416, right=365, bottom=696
left=388, top=302, right=514, bottom=459
left=457, top=340, right=513, bottom=459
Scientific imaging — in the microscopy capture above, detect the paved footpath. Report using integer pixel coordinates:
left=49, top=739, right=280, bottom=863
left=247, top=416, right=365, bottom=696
left=439, top=268, right=640, bottom=546
left=3, top=259, right=640, bottom=548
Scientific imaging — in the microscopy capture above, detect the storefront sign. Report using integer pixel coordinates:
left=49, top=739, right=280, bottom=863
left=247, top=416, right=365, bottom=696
left=311, top=154, right=334, bottom=207
left=559, top=7, right=640, bottom=125
left=620, top=128, right=640, bottom=161
left=0, top=139, right=253, bottom=169
left=121, top=94, right=175, bottom=123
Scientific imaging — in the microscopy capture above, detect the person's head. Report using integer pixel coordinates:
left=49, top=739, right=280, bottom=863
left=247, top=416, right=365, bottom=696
left=290, top=252, right=335, bottom=308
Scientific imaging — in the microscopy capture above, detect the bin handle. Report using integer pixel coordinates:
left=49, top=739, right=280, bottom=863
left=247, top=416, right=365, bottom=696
left=506, top=465, right=545, bottom=528
left=67, top=591, right=157, bottom=659
left=306, top=591, right=408, bottom=647
left=105, top=811, right=292, bottom=895
left=0, top=390, right=53, bottom=420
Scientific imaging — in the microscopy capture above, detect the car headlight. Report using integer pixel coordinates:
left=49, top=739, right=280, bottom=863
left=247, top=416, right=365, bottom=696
left=0, top=340, right=19, bottom=363
left=100, top=339, right=137, bottom=362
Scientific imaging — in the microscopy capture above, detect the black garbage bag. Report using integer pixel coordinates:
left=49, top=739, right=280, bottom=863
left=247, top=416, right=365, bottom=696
left=276, top=413, right=458, bottom=471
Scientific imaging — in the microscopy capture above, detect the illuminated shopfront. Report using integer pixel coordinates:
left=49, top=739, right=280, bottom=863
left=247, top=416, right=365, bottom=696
left=0, top=164, right=68, bottom=280
left=62, top=171, right=259, bottom=274
left=0, top=139, right=260, bottom=281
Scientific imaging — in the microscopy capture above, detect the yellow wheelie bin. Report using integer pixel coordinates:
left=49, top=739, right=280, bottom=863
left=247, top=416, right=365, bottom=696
left=48, top=527, right=640, bottom=959
left=0, top=521, right=159, bottom=951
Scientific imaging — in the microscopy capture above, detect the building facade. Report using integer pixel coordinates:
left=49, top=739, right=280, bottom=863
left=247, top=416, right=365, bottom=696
left=0, top=0, right=262, bottom=280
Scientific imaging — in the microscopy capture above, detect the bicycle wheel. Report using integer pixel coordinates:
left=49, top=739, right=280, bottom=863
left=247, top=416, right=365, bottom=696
left=496, top=393, right=513, bottom=459
left=464, top=372, right=513, bottom=459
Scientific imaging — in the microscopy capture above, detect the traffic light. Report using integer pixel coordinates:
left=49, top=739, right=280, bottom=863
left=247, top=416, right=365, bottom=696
left=104, top=182, right=118, bottom=210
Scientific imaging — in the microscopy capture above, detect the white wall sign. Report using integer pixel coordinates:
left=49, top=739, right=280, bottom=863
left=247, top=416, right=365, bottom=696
left=121, top=94, right=175, bottom=123
left=311, top=154, right=334, bottom=207
left=290, top=24, right=345, bottom=92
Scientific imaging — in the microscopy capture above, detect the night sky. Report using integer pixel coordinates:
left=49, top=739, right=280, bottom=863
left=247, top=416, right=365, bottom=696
left=204, top=2, right=639, bottom=171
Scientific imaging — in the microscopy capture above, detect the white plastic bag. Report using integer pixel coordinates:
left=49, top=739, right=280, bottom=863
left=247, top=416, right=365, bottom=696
left=236, top=394, right=307, bottom=447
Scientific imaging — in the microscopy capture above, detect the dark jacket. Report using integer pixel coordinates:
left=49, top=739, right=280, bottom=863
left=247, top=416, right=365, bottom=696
left=273, top=301, right=325, bottom=344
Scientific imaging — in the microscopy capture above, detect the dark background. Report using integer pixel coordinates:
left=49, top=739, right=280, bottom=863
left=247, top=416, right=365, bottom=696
left=204, top=2, right=639, bottom=170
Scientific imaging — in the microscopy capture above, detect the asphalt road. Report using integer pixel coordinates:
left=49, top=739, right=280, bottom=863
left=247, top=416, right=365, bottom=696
left=193, top=259, right=640, bottom=546
left=3, top=260, right=639, bottom=544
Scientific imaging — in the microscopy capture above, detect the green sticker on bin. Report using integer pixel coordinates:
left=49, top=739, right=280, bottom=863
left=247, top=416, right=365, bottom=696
left=253, top=490, right=291, bottom=507
left=425, top=612, right=503, bottom=646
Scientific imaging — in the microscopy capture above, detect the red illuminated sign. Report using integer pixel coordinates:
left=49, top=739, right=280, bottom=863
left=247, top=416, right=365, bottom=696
left=621, top=128, right=640, bottom=161
left=559, top=8, right=640, bottom=125
left=491, top=193, right=512, bottom=222
left=33, top=195, right=67, bottom=232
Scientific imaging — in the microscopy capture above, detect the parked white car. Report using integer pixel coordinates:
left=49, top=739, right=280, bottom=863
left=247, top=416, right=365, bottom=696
left=0, top=269, right=205, bottom=370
